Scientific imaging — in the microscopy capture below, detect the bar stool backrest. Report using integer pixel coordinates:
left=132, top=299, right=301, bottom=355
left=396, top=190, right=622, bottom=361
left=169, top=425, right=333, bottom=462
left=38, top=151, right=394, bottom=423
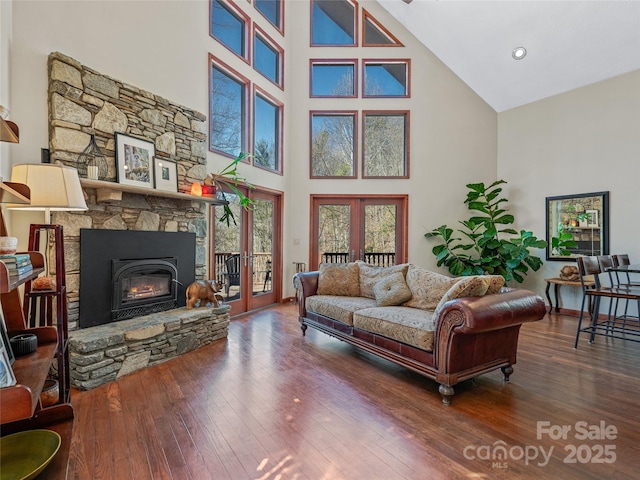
left=597, top=255, right=616, bottom=287
left=576, top=256, right=603, bottom=289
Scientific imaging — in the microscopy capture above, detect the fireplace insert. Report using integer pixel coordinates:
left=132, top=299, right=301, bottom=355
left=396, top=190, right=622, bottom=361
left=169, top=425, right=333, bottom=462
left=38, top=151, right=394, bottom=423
left=111, top=257, right=178, bottom=320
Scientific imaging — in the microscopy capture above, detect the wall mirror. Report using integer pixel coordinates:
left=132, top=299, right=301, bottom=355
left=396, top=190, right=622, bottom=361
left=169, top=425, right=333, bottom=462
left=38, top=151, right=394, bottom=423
left=546, top=191, right=609, bottom=261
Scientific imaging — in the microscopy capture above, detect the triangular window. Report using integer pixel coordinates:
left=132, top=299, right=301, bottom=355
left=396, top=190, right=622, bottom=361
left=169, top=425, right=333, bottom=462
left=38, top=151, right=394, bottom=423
left=363, top=9, right=403, bottom=47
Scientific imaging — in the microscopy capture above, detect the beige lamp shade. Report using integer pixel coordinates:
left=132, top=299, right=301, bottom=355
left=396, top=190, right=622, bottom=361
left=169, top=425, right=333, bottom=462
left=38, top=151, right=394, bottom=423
left=7, top=164, right=87, bottom=213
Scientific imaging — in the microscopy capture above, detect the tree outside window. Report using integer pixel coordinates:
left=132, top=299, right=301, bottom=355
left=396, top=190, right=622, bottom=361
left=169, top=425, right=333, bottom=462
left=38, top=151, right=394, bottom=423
left=363, top=112, right=408, bottom=177
left=254, top=92, right=280, bottom=172
left=210, top=61, right=247, bottom=157
left=311, top=112, right=356, bottom=178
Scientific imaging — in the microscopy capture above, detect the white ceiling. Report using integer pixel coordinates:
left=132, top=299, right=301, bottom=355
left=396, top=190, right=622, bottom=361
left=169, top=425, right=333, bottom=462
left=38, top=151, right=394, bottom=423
left=378, top=0, right=640, bottom=112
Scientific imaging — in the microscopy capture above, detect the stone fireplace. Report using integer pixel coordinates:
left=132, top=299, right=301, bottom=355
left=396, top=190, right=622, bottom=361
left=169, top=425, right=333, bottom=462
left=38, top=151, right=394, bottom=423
left=42, top=52, right=231, bottom=390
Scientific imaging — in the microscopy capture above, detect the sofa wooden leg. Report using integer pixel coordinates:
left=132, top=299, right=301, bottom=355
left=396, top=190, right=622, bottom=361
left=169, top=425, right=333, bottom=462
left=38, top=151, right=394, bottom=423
left=300, top=322, right=307, bottom=336
left=439, top=384, right=454, bottom=405
left=501, top=365, right=513, bottom=382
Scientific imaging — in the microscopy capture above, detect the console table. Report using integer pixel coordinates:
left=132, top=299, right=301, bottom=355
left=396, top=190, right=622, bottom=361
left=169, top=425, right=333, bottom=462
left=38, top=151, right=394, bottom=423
left=545, top=277, right=595, bottom=315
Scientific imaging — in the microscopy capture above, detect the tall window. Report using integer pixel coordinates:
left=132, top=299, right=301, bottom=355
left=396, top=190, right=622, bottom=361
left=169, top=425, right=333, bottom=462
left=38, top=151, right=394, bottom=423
left=310, top=112, right=356, bottom=178
left=363, top=112, right=408, bottom=178
left=254, top=89, right=282, bottom=172
left=310, top=61, right=356, bottom=97
left=311, top=0, right=356, bottom=46
left=363, top=61, right=409, bottom=97
left=255, top=0, right=282, bottom=31
left=209, top=58, right=248, bottom=157
left=254, top=27, right=283, bottom=87
left=210, top=0, right=248, bottom=59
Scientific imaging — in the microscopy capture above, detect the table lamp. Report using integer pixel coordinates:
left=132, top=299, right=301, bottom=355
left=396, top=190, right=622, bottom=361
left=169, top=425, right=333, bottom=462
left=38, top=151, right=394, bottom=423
left=7, top=163, right=87, bottom=223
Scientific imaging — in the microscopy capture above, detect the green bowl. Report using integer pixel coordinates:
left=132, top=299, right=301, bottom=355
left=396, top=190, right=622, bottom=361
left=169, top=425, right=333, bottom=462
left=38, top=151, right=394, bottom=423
left=0, top=429, right=61, bottom=480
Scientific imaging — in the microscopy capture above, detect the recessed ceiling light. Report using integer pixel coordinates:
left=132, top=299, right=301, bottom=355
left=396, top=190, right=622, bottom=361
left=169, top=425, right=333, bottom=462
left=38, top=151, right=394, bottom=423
left=512, top=47, right=527, bottom=60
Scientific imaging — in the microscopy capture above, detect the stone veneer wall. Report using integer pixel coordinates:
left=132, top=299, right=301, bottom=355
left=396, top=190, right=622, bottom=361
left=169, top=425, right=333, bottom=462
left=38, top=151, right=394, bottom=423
left=45, top=52, right=212, bottom=330
left=68, top=305, right=230, bottom=390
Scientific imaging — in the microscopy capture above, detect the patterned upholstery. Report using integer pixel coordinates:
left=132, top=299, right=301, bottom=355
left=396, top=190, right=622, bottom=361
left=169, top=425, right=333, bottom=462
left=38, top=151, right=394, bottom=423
left=479, top=275, right=506, bottom=294
left=373, top=272, right=413, bottom=306
left=403, top=265, right=460, bottom=310
left=353, top=306, right=436, bottom=352
left=306, top=295, right=376, bottom=326
left=434, top=276, right=489, bottom=314
left=357, top=261, right=410, bottom=299
left=316, top=262, right=360, bottom=297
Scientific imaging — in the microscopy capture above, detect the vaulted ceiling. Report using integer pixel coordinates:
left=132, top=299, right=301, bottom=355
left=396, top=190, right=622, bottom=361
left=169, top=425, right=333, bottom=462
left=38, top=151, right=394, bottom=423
left=379, top=0, right=640, bottom=112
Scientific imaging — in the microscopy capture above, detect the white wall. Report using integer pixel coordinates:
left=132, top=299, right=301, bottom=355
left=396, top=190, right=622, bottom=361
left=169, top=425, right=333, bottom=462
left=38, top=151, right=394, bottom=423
left=498, top=70, right=640, bottom=308
left=6, top=0, right=498, bottom=298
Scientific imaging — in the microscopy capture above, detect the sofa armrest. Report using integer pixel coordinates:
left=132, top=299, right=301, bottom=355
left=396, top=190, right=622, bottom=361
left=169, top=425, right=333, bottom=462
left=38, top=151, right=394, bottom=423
left=435, top=288, right=546, bottom=337
left=293, top=271, right=319, bottom=317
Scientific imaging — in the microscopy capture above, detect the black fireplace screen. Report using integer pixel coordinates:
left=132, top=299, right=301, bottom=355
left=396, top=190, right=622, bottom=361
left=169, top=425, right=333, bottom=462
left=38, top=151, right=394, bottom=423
left=111, top=258, right=178, bottom=320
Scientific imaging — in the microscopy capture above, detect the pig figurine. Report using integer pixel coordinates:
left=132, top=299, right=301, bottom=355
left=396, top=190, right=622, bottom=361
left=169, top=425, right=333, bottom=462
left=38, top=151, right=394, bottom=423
left=186, top=280, right=222, bottom=309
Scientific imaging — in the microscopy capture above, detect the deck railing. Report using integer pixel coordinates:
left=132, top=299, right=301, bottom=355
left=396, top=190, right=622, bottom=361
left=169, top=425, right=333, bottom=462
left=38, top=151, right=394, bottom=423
left=320, top=252, right=396, bottom=267
left=213, top=252, right=272, bottom=286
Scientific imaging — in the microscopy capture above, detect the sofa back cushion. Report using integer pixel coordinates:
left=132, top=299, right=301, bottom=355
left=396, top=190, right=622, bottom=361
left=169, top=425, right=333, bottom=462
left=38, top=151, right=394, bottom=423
left=317, top=262, right=361, bottom=296
left=434, top=276, right=491, bottom=313
left=373, top=272, right=413, bottom=306
left=357, top=261, right=409, bottom=299
left=403, top=265, right=460, bottom=310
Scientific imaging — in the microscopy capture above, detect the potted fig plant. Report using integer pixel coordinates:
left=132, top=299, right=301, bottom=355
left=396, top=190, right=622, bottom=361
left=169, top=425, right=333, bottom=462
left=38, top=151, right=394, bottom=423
left=425, top=180, right=547, bottom=283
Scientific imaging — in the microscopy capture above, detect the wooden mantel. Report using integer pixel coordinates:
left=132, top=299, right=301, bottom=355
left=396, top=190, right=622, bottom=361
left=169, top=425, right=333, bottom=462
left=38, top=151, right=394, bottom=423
left=80, top=178, right=225, bottom=205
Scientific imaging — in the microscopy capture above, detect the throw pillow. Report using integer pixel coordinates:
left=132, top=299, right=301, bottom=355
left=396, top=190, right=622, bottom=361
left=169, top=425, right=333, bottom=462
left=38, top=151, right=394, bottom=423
left=317, top=262, right=361, bottom=297
left=357, top=261, right=410, bottom=299
left=434, top=276, right=489, bottom=313
left=373, top=272, right=413, bottom=306
left=403, top=265, right=459, bottom=310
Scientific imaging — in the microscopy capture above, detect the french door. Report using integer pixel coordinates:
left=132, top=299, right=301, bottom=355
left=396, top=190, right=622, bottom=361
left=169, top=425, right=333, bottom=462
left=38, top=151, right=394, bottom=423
left=310, top=194, right=408, bottom=269
left=210, top=186, right=282, bottom=316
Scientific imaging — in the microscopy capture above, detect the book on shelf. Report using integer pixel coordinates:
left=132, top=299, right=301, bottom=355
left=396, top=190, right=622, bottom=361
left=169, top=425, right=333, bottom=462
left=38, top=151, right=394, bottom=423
left=7, top=263, right=33, bottom=279
left=1, top=258, right=31, bottom=270
left=0, top=253, right=31, bottom=264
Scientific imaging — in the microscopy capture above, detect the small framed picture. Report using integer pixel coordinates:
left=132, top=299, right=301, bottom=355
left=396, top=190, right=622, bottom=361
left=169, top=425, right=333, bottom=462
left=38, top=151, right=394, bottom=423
left=586, top=209, right=599, bottom=228
left=115, top=132, right=155, bottom=189
left=153, top=157, right=178, bottom=193
left=0, top=342, right=16, bottom=387
left=0, top=312, right=14, bottom=365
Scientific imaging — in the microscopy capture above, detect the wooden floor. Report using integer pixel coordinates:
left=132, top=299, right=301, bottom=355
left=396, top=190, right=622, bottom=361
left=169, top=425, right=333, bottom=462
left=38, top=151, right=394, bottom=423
left=66, top=303, right=640, bottom=479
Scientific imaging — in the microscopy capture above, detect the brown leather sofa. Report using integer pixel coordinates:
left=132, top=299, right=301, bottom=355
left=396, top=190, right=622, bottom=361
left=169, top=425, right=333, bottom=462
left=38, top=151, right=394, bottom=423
left=294, top=266, right=546, bottom=405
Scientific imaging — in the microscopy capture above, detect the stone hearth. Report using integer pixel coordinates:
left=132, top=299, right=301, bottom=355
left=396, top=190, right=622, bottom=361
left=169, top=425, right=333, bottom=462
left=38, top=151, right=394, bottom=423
left=68, top=305, right=230, bottom=390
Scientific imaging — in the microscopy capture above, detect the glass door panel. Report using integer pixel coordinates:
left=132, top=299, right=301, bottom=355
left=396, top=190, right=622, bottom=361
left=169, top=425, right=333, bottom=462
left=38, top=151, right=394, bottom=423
left=214, top=191, right=243, bottom=303
left=251, top=198, right=274, bottom=297
left=317, top=203, right=352, bottom=267
left=363, top=203, right=397, bottom=267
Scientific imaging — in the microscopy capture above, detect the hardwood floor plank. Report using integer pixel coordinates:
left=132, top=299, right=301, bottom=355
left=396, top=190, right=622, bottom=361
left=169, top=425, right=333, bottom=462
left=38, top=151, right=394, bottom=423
left=68, top=305, right=640, bottom=479
left=106, top=382, right=134, bottom=480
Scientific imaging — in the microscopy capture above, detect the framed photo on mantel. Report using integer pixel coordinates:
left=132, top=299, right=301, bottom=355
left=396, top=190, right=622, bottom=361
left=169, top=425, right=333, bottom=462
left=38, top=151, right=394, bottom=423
left=153, top=157, right=178, bottom=193
left=115, top=132, right=155, bottom=189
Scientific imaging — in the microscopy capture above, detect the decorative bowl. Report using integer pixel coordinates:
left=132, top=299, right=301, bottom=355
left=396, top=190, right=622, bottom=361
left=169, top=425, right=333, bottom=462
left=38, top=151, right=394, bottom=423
left=0, top=429, right=61, bottom=480
left=9, top=334, right=38, bottom=357
left=40, top=379, right=59, bottom=407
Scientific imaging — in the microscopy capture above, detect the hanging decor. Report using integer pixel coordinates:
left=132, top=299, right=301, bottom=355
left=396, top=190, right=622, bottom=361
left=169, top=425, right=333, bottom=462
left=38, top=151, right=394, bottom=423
left=77, top=134, right=108, bottom=180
